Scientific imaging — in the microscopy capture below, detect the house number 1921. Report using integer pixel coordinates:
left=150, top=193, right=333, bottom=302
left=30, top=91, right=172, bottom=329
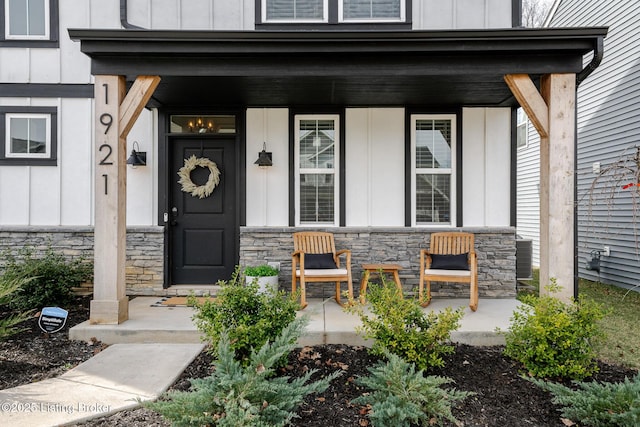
left=99, top=83, right=114, bottom=195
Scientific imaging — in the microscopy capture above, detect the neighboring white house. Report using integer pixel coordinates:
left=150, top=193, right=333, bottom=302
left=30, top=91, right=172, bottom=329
left=517, top=0, right=639, bottom=290
left=0, top=0, right=606, bottom=323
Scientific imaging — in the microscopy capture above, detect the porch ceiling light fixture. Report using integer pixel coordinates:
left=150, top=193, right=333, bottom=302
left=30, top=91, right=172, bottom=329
left=188, top=117, right=214, bottom=133
left=255, top=142, right=273, bottom=167
left=126, top=141, right=147, bottom=167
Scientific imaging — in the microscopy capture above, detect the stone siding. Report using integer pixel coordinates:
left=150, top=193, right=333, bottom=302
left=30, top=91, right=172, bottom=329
left=240, top=227, right=517, bottom=300
left=0, top=226, right=165, bottom=295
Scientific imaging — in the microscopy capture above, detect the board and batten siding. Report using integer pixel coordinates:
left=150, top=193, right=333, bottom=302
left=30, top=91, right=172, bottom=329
left=413, top=0, right=512, bottom=29
left=125, top=0, right=512, bottom=31
left=245, top=107, right=512, bottom=228
left=518, top=0, right=640, bottom=289
left=0, top=97, right=156, bottom=227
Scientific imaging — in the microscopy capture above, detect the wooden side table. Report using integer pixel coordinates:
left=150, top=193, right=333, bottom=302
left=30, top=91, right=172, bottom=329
left=359, top=263, right=403, bottom=303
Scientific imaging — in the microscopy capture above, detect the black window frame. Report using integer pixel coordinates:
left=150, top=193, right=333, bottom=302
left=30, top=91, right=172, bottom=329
left=0, top=0, right=59, bottom=48
left=256, top=0, right=412, bottom=30
left=0, top=106, right=58, bottom=166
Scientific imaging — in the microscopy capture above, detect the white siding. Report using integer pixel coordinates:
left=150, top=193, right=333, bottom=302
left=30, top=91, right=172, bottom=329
left=126, top=108, right=157, bottom=226
left=60, top=98, right=93, bottom=225
left=413, top=0, right=512, bottom=29
left=128, top=0, right=254, bottom=30
left=246, top=108, right=290, bottom=226
left=462, top=107, right=511, bottom=227
left=345, top=108, right=405, bottom=226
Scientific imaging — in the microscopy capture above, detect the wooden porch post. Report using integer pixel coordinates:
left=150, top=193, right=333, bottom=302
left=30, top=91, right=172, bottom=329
left=91, top=75, right=160, bottom=324
left=505, top=73, right=576, bottom=302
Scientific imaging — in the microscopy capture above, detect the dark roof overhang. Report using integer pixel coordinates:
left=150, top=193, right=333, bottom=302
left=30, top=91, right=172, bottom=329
left=68, top=28, right=608, bottom=108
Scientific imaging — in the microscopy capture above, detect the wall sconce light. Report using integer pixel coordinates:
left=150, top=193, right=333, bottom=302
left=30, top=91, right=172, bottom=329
left=254, top=142, right=272, bottom=167
left=126, top=141, right=147, bottom=167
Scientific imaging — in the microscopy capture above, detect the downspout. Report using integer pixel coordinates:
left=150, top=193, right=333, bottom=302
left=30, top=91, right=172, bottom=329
left=120, top=0, right=144, bottom=29
left=573, top=35, right=605, bottom=299
left=577, top=37, right=604, bottom=86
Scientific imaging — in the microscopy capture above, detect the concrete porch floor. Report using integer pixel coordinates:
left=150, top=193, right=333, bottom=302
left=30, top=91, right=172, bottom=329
left=70, top=296, right=522, bottom=346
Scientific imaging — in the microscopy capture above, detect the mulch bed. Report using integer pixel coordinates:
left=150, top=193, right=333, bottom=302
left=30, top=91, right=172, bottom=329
left=2, top=296, right=638, bottom=426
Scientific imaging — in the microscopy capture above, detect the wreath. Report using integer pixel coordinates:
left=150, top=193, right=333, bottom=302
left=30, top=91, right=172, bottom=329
left=177, top=155, right=220, bottom=199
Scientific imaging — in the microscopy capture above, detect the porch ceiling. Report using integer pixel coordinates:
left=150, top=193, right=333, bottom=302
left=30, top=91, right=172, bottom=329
left=69, top=28, right=607, bottom=108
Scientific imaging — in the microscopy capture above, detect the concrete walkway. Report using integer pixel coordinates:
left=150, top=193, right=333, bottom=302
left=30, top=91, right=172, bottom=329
left=0, top=297, right=521, bottom=426
left=0, top=343, right=204, bottom=427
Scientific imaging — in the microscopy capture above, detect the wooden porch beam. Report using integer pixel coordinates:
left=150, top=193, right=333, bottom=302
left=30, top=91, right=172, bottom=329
left=504, top=74, right=549, bottom=138
left=119, top=75, right=161, bottom=139
left=90, top=74, right=160, bottom=325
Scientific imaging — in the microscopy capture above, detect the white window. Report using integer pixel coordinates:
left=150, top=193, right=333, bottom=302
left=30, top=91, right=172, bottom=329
left=5, top=113, right=51, bottom=158
left=295, top=115, right=339, bottom=225
left=411, top=115, right=456, bottom=226
left=340, top=0, right=404, bottom=22
left=5, top=0, right=49, bottom=40
left=516, top=107, right=528, bottom=149
left=263, top=0, right=328, bottom=23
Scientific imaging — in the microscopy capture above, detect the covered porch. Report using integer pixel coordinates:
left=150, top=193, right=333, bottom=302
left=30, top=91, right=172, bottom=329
left=70, top=296, right=522, bottom=346
left=67, top=27, right=608, bottom=324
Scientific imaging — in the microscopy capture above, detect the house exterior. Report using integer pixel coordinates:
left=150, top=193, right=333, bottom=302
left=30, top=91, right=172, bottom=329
left=0, top=0, right=605, bottom=323
left=517, top=0, right=639, bottom=290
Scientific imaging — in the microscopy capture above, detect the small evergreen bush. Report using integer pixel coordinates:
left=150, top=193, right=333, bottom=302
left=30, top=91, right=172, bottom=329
left=1, top=246, right=92, bottom=311
left=191, top=267, right=298, bottom=365
left=0, top=276, right=34, bottom=341
left=346, top=276, right=464, bottom=370
left=352, top=349, right=472, bottom=427
left=530, top=374, right=640, bottom=427
left=504, top=279, right=605, bottom=380
left=145, top=316, right=341, bottom=427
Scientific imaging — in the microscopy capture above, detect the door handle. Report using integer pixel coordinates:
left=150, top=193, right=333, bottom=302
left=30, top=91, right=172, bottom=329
left=170, top=207, right=178, bottom=226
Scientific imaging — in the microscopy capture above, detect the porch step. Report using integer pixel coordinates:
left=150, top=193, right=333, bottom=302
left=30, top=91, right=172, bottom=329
left=69, top=296, right=521, bottom=346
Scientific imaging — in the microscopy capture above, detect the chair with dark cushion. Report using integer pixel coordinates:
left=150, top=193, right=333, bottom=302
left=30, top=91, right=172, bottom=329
left=292, top=231, right=353, bottom=309
left=419, top=232, right=478, bottom=311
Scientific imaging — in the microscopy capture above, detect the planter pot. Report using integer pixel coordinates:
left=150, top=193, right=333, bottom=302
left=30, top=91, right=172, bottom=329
left=246, top=275, right=279, bottom=294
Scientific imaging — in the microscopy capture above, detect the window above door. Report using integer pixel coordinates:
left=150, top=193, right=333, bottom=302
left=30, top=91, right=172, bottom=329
left=257, top=0, right=410, bottom=28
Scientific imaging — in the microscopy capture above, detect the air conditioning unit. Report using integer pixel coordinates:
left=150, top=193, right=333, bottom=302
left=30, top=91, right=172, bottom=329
left=516, top=238, right=533, bottom=280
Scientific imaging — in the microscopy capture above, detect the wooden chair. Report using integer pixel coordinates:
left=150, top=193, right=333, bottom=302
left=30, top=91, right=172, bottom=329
left=419, top=232, right=478, bottom=311
left=292, top=231, right=353, bottom=309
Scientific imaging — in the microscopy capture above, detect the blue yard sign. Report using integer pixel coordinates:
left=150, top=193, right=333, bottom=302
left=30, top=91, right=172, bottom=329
left=38, top=307, right=69, bottom=333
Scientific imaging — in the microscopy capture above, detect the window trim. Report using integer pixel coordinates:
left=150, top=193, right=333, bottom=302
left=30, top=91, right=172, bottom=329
left=5, top=113, right=51, bottom=158
left=256, top=0, right=411, bottom=28
left=516, top=107, right=529, bottom=150
left=0, top=107, right=57, bottom=166
left=261, top=0, right=329, bottom=24
left=338, top=0, right=405, bottom=23
left=294, top=114, right=340, bottom=226
left=4, top=0, right=50, bottom=40
left=410, top=114, right=457, bottom=227
left=0, top=0, right=58, bottom=47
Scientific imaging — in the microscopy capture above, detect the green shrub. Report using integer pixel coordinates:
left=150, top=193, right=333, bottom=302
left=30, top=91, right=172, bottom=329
left=352, top=349, right=472, bottom=427
left=244, top=264, right=279, bottom=277
left=191, top=267, right=298, bottom=365
left=145, top=316, right=341, bottom=427
left=0, top=276, right=34, bottom=341
left=1, top=246, right=92, bottom=311
left=530, top=374, right=640, bottom=427
left=346, top=276, right=464, bottom=370
left=504, top=279, right=605, bottom=380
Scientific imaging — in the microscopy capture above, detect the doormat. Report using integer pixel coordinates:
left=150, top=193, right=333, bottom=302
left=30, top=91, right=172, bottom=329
left=151, top=296, right=215, bottom=307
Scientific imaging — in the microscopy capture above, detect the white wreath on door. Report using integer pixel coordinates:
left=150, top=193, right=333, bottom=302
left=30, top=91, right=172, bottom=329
left=177, top=155, right=220, bottom=199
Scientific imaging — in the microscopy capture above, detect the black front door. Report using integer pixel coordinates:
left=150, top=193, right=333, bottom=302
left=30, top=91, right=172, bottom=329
left=170, top=137, right=237, bottom=284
